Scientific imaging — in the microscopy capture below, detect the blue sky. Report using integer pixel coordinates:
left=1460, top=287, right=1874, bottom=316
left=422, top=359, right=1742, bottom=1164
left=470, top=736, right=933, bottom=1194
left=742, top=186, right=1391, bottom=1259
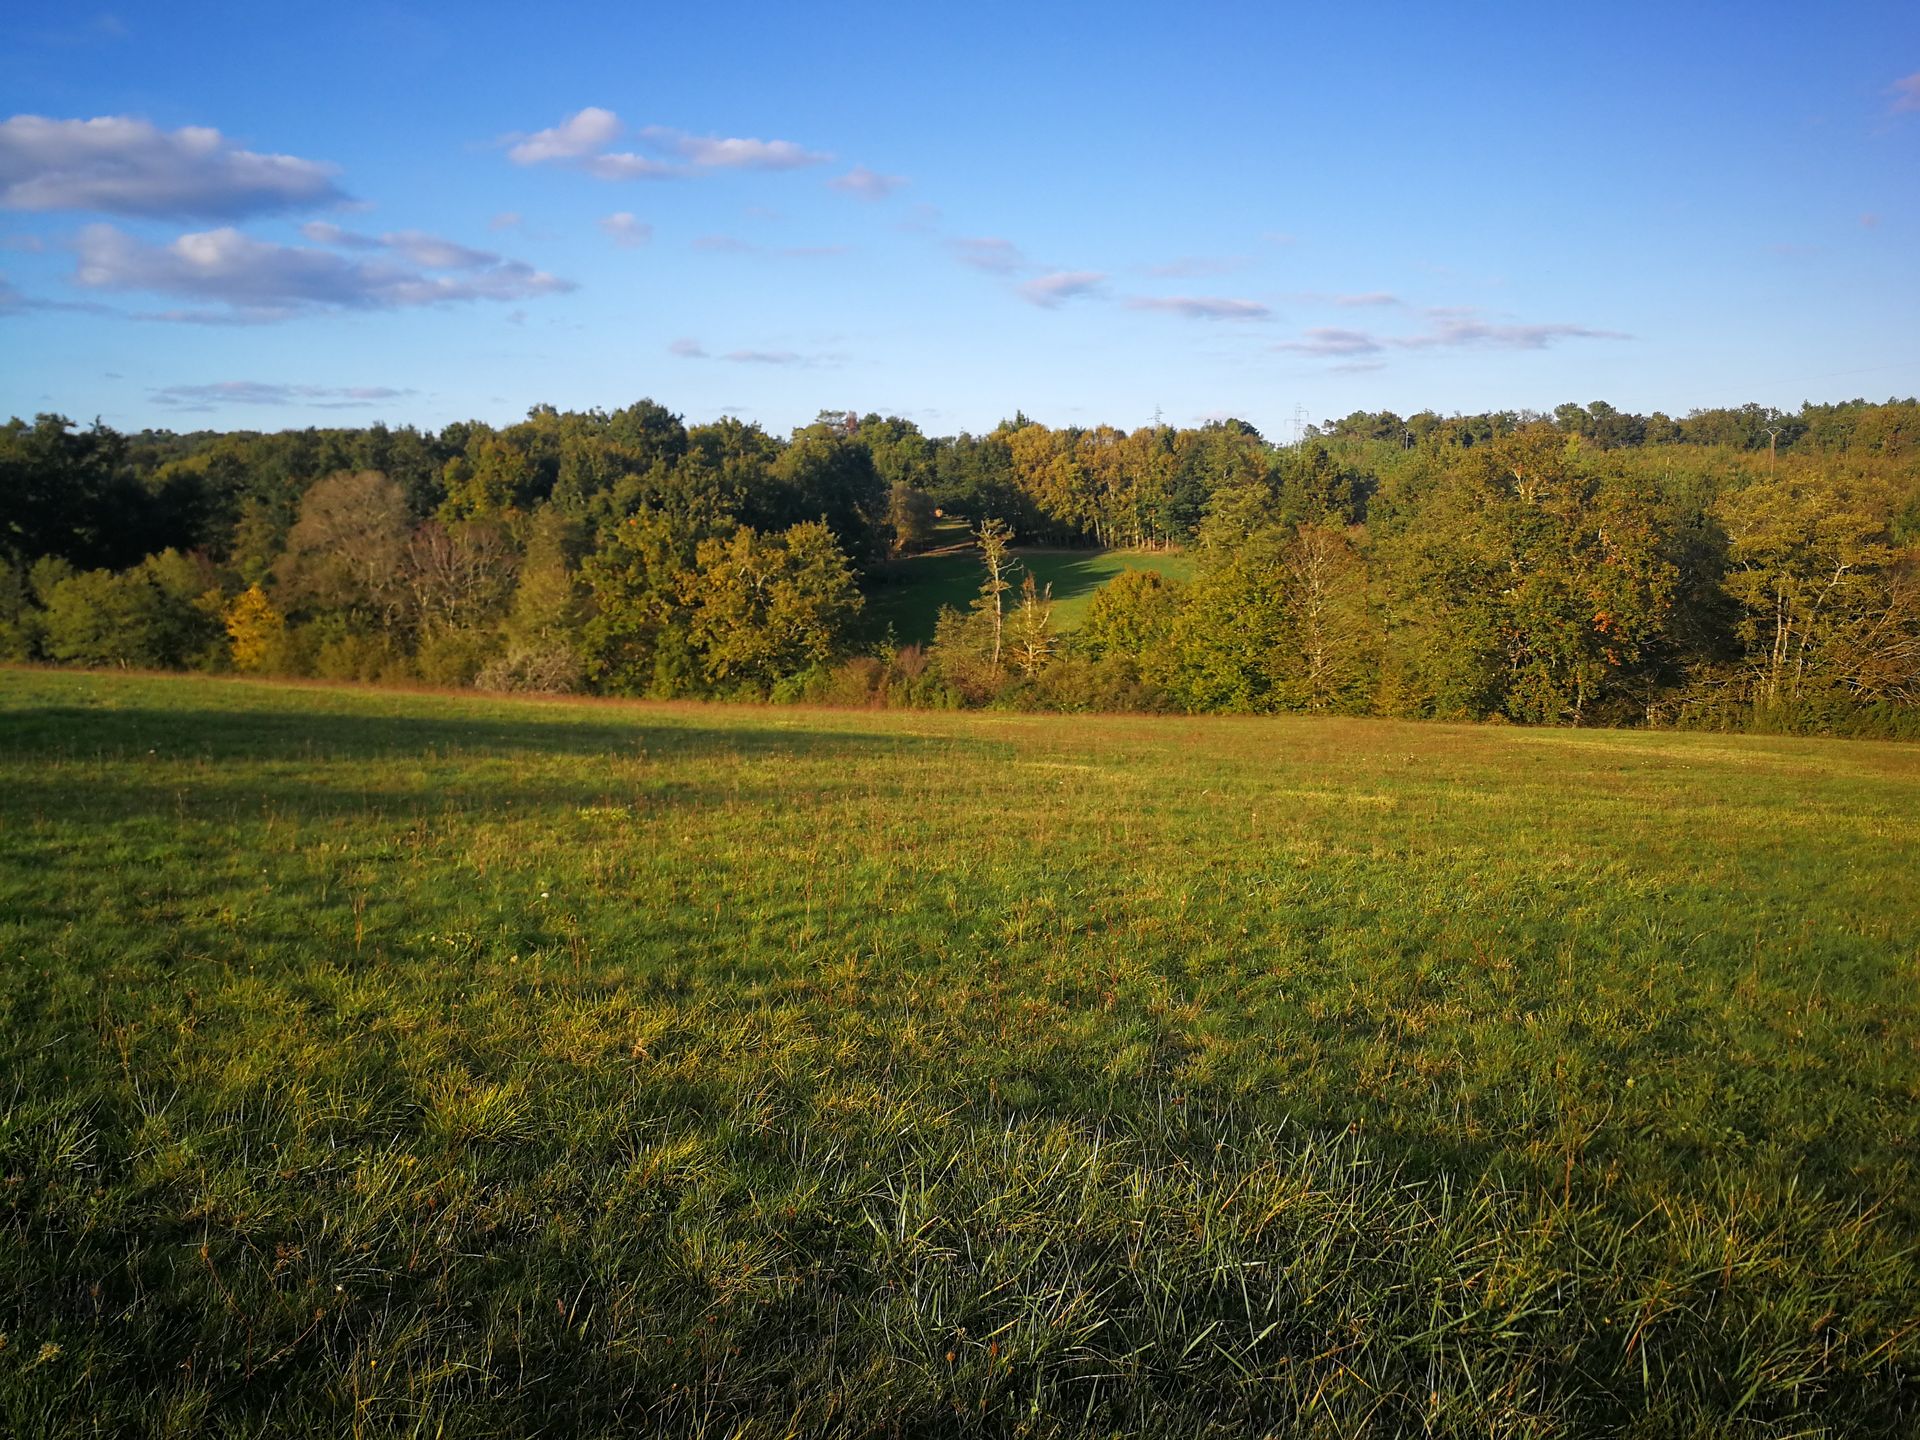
left=2, top=1, right=1916, bottom=438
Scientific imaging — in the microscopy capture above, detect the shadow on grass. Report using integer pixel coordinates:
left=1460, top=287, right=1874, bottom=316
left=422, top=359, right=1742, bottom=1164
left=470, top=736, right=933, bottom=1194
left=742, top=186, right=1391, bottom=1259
left=0, top=702, right=986, bottom=766
left=860, top=547, right=1143, bottom=645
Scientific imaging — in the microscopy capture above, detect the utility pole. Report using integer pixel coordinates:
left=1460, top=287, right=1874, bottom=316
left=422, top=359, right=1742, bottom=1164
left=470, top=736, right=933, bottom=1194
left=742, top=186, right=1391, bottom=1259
left=1762, top=424, right=1783, bottom=472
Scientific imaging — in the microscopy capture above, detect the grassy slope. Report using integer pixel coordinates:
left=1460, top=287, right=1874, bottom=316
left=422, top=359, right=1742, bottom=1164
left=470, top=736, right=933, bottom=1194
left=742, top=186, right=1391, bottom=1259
left=1, top=670, right=1916, bottom=1437
left=861, top=546, right=1195, bottom=646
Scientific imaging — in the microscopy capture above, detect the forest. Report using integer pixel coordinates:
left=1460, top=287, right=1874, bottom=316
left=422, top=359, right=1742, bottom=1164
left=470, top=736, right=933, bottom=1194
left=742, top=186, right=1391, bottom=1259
left=3, top=395, right=1917, bottom=735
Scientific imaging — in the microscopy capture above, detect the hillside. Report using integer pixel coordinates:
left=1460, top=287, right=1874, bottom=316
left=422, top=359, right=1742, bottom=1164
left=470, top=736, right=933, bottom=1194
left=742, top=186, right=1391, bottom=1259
left=2, top=671, right=1916, bottom=1436
left=860, top=541, right=1196, bottom=646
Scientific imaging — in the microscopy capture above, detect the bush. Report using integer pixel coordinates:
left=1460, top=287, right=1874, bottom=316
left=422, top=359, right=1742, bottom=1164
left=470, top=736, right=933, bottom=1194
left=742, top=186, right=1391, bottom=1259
left=414, top=628, right=501, bottom=688
left=474, top=645, right=585, bottom=695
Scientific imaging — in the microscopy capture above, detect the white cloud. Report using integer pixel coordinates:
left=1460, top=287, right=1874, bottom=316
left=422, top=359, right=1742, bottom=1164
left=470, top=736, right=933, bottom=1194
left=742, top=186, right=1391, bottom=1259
left=692, top=233, right=848, bottom=258
left=1333, top=291, right=1400, bottom=307
left=581, top=151, right=678, bottom=181
left=1891, top=71, right=1920, bottom=113
left=0, top=272, right=113, bottom=316
left=1395, top=311, right=1627, bottom=349
left=507, top=106, right=621, bottom=165
left=599, top=212, right=651, bottom=247
left=0, top=114, right=347, bottom=219
left=72, top=223, right=573, bottom=320
left=300, top=222, right=499, bottom=270
left=488, top=211, right=522, bottom=232
left=1127, top=295, right=1270, bottom=320
left=951, top=236, right=1025, bottom=273
left=829, top=166, right=907, bottom=200
left=1273, top=309, right=1627, bottom=361
left=1274, top=328, right=1383, bottom=356
left=1145, top=255, right=1248, bottom=278
left=149, top=380, right=415, bottom=410
left=1020, top=271, right=1105, bottom=307
left=669, top=336, right=839, bottom=366
left=723, top=348, right=806, bottom=364
left=640, top=126, right=830, bottom=171
left=506, top=109, right=828, bottom=180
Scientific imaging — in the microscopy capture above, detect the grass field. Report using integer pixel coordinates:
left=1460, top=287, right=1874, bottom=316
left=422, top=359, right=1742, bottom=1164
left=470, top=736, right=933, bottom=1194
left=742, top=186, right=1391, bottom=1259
left=861, top=545, right=1195, bottom=646
left=1, top=670, right=1916, bottom=1437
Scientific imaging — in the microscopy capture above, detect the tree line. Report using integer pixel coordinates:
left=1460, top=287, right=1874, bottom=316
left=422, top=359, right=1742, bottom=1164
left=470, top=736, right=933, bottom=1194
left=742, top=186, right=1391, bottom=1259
left=2, top=396, right=1916, bottom=734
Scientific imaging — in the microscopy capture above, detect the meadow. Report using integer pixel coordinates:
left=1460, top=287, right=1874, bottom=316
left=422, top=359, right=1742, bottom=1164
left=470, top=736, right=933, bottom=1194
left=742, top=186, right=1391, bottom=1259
left=860, top=543, right=1196, bottom=646
left=0, top=669, right=1916, bottom=1437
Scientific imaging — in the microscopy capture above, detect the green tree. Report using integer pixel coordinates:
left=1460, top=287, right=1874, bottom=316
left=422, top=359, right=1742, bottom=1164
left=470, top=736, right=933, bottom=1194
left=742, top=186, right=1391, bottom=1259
left=578, top=510, right=703, bottom=696
left=688, top=522, right=862, bottom=687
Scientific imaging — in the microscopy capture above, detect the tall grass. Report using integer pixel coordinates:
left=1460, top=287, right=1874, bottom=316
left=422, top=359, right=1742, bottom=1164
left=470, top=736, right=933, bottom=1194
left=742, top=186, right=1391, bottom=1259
left=1, top=671, right=1915, bottom=1436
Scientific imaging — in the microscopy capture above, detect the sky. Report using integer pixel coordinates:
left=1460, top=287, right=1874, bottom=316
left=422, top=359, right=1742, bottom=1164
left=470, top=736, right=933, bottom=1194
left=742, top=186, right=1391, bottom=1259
left=2, top=1, right=1917, bottom=439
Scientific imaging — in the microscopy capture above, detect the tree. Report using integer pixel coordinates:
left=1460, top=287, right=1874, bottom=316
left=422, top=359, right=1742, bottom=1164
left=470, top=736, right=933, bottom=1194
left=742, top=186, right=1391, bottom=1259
left=974, top=517, right=1016, bottom=671
left=887, top=481, right=937, bottom=556
left=225, top=584, right=286, bottom=672
left=1717, top=475, right=1920, bottom=717
left=402, top=520, right=518, bottom=633
left=578, top=509, right=703, bottom=696
left=1078, top=569, right=1183, bottom=679
left=39, top=552, right=221, bottom=669
left=273, top=471, right=411, bottom=623
left=1006, top=572, right=1056, bottom=678
left=1276, top=522, right=1377, bottom=712
left=687, top=521, right=862, bottom=687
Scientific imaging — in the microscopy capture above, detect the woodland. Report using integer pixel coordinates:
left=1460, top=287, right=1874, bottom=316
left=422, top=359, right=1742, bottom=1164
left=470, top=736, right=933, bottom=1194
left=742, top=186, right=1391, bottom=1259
left=3, top=395, right=1917, bottom=734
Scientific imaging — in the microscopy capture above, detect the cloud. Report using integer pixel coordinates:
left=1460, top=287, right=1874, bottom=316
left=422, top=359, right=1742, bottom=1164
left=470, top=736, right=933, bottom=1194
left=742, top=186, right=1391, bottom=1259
left=1019, top=270, right=1105, bottom=307
left=505, top=109, right=828, bottom=180
left=1145, top=255, right=1248, bottom=278
left=639, top=126, right=830, bottom=171
left=1127, top=295, right=1270, bottom=320
left=507, top=106, right=620, bottom=165
left=0, top=114, right=348, bottom=219
left=1274, top=327, right=1384, bottom=356
left=504, top=107, right=675, bottom=180
left=149, top=380, right=416, bottom=410
left=668, top=336, right=839, bottom=366
left=300, top=222, right=500, bottom=270
left=693, top=233, right=848, bottom=258
left=1891, top=71, right=1920, bottom=113
left=1861, top=212, right=1881, bottom=228
left=829, top=166, right=907, bottom=200
left=723, top=348, right=806, bottom=364
left=72, top=223, right=573, bottom=320
left=599, top=211, right=651, bottom=247
left=0, top=273, right=115, bottom=316
left=951, top=235, right=1025, bottom=273
left=580, top=151, right=679, bottom=181
left=1333, top=291, right=1400, bottom=307
left=1274, top=309, right=1627, bottom=361
left=1394, top=314, right=1627, bottom=349
left=488, top=211, right=522, bottom=232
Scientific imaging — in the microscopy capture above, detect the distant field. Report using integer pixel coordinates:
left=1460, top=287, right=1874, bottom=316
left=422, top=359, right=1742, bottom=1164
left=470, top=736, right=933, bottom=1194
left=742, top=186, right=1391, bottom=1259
left=861, top=545, right=1195, bottom=646
left=2, top=670, right=1916, bottom=1437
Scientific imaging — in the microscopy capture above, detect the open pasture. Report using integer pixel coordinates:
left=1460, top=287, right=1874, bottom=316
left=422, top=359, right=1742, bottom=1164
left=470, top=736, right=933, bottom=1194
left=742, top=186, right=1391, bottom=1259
left=860, top=545, right=1196, bottom=646
left=0, top=671, right=1915, bottom=1436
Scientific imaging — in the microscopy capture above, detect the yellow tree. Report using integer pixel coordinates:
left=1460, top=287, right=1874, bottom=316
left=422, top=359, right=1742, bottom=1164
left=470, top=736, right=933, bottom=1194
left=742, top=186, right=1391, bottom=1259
left=224, top=584, right=285, bottom=672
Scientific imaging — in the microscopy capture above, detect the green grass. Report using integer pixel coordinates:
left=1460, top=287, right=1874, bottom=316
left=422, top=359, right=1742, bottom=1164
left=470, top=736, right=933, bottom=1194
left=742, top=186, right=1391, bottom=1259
left=1, top=669, right=1916, bottom=1437
left=861, top=545, right=1195, bottom=646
